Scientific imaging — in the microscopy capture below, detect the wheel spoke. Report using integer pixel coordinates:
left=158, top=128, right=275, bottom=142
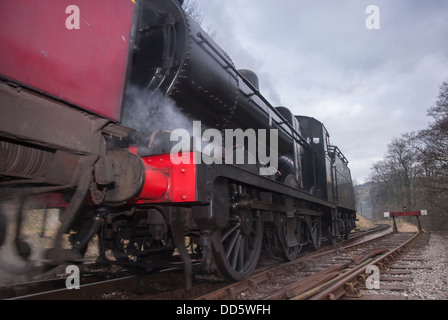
left=238, top=237, right=245, bottom=271
left=225, top=229, right=240, bottom=259
left=231, top=235, right=242, bottom=269
left=212, top=183, right=263, bottom=281
left=222, top=220, right=240, bottom=242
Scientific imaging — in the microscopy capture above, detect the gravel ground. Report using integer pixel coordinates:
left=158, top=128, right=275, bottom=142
left=358, top=231, right=448, bottom=300
left=407, top=232, right=448, bottom=300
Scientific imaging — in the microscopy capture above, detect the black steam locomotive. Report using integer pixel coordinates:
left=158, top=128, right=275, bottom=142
left=0, top=0, right=356, bottom=287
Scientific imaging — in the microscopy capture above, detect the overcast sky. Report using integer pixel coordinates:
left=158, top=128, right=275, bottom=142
left=195, top=0, right=448, bottom=183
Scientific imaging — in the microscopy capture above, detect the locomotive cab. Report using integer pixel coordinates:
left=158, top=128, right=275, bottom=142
left=296, top=116, right=333, bottom=201
left=297, top=115, right=356, bottom=238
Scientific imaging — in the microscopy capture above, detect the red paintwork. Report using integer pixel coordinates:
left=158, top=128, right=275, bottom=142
left=0, top=0, right=135, bottom=121
left=13, top=150, right=197, bottom=208
left=138, top=167, right=169, bottom=200
left=136, top=152, right=197, bottom=203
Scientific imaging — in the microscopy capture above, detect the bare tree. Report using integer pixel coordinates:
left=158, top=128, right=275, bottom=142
left=418, top=81, right=448, bottom=178
left=370, top=135, right=422, bottom=211
left=368, top=182, right=383, bottom=219
left=182, top=0, right=204, bottom=26
left=415, top=80, right=448, bottom=229
left=181, top=0, right=217, bottom=37
left=368, top=79, right=448, bottom=230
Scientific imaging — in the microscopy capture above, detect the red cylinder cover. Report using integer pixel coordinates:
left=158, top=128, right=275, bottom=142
left=138, top=166, right=169, bottom=200
left=134, top=152, right=197, bottom=204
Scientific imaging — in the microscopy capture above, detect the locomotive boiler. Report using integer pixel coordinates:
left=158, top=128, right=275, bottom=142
left=0, top=0, right=356, bottom=287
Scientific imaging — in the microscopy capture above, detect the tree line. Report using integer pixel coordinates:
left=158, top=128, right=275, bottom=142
left=364, top=80, right=448, bottom=231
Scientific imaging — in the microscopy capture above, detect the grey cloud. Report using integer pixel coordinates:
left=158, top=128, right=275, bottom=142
left=197, top=0, right=448, bottom=181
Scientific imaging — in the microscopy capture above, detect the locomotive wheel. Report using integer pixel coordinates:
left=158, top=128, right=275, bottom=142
left=111, top=230, right=175, bottom=273
left=279, top=174, right=303, bottom=261
left=327, top=226, right=339, bottom=245
left=309, top=216, right=322, bottom=250
left=105, top=210, right=175, bottom=273
left=212, top=183, right=263, bottom=282
left=280, top=216, right=303, bottom=261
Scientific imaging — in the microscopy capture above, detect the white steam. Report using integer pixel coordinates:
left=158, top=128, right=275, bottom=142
left=121, top=86, right=193, bottom=155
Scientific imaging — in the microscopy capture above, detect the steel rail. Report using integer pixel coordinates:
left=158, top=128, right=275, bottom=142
left=4, top=225, right=392, bottom=300
left=194, top=225, right=393, bottom=300
left=291, top=231, right=423, bottom=300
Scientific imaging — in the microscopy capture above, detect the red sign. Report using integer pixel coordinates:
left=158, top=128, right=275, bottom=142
left=384, top=210, right=427, bottom=217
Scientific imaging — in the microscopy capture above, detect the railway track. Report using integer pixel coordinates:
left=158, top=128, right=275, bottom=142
left=193, top=229, right=424, bottom=300
left=296, top=231, right=425, bottom=300
left=345, top=231, right=431, bottom=300
left=6, top=225, right=428, bottom=301
left=2, top=225, right=393, bottom=300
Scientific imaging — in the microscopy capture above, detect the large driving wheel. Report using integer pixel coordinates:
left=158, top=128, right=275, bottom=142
left=212, top=183, right=263, bottom=282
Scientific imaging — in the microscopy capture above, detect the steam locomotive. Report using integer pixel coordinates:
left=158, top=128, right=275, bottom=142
left=0, top=0, right=356, bottom=287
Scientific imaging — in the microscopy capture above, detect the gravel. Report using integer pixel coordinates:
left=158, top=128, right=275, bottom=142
left=407, top=232, right=448, bottom=300
left=357, top=231, right=448, bottom=300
